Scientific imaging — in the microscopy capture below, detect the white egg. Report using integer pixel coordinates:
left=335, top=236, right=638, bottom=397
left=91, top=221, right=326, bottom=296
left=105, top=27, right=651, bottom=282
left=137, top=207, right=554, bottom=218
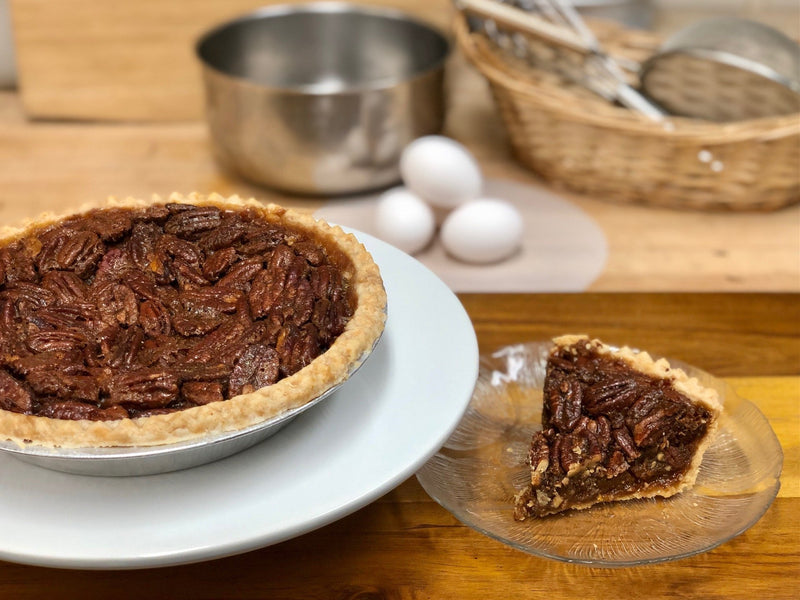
left=440, top=199, right=523, bottom=264
left=400, top=136, right=482, bottom=209
left=374, top=187, right=436, bottom=255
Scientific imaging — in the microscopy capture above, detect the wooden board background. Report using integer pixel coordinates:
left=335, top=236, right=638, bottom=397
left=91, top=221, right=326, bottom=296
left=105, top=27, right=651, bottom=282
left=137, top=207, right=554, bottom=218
left=9, top=0, right=455, bottom=121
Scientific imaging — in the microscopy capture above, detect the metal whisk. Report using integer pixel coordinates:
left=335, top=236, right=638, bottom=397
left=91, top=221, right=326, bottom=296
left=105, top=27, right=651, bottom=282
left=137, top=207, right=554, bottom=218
left=457, top=0, right=666, bottom=120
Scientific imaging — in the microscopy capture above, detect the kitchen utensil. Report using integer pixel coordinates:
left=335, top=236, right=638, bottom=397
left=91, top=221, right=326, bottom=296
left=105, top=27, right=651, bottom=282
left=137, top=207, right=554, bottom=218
left=454, top=15, right=800, bottom=211
left=457, top=0, right=665, bottom=119
left=640, top=17, right=800, bottom=122
left=196, top=3, right=450, bottom=195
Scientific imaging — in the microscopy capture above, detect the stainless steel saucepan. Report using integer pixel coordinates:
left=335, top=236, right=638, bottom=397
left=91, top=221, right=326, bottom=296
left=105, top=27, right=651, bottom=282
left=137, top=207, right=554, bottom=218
left=196, top=3, right=450, bottom=195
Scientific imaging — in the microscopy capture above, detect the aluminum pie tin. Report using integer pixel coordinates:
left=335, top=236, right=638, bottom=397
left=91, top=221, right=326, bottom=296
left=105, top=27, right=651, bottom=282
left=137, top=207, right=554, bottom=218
left=0, top=328, right=384, bottom=477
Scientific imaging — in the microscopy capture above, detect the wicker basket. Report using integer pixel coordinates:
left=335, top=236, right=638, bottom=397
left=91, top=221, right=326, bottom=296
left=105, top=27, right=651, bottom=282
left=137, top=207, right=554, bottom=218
left=455, top=16, right=800, bottom=211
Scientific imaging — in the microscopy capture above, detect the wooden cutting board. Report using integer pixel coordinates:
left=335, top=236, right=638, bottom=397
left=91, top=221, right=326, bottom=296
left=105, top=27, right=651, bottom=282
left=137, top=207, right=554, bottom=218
left=9, top=0, right=454, bottom=121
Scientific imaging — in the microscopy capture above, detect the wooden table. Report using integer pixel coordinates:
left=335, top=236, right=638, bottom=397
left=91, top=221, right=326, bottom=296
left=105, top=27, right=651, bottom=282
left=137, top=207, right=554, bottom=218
left=1, top=57, right=799, bottom=292
left=1, top=1, right=798, bottom=592
left=0, top=293, right=797, bottom=599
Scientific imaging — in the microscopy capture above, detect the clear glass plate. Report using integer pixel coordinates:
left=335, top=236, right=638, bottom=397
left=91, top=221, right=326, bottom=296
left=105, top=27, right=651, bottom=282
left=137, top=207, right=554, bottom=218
left=416, top=342, right=784, bottom=567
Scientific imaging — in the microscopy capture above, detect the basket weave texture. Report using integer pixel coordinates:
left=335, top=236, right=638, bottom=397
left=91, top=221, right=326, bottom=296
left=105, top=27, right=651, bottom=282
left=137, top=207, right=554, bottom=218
left=455, top=16, right=800, bottom=211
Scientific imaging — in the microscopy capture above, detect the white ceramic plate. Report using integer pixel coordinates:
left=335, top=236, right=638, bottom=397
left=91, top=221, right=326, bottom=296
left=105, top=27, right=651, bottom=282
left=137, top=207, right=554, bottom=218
left=0, top=231, right=479, bottom=569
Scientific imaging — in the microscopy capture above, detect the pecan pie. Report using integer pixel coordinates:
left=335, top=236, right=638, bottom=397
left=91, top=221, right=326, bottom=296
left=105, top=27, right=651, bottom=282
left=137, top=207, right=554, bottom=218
left=0, top=193, right=386, bottom=448
left=514, top=335, right=721, bottom=519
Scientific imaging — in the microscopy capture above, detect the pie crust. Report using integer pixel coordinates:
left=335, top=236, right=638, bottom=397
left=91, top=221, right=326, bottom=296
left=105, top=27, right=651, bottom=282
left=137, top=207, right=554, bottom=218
left=0, top=193, right=387, bottom=448
left=514, top=335, right=722, bottom=519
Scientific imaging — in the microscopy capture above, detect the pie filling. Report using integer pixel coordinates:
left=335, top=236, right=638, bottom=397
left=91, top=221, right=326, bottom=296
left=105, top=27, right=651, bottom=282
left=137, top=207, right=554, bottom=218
left=514, top=336, right=719, bottom=519
left=0, top=203, right=355, bottom=422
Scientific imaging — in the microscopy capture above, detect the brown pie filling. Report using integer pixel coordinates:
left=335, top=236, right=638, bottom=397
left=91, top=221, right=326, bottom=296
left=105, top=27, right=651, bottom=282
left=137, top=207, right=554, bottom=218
left=0, top=203, right=355, bottom=422
left=514, top=337, right=719, bottom=519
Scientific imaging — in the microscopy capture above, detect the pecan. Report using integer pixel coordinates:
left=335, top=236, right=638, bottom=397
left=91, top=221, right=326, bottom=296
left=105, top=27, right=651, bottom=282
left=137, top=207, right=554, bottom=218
left=627, top=392, right=662, bottom=423
left=248, top=269, right=281, bottom=319
left=139, top=204, right=171, bottom=222
left=229, top=343, right=280, bottom=396
left=120, top=269, right=159, bottom=302
left=546, top=377, right=583, bottom=432
left=139, top=300, right=171, bottom=336
left=0, top=297, right=23, bottom=355
left=0, top=369, right=33, bottom=413
left=558, top=429, right=603, bottom=477
left=251, top=249, right=313, bottom=321
left=26, top=330, right=88, bottom=353
left=164, top=206, right=221, bottom=237
left=595, top=415, right=612, bottom=448
left=528, top=433, right=550, bottom=486
left=276, top=323, right=321, bottom=377
left=33, top=230, right=67, bottom=274
left=310, top=297, right=350, bottom=344
left=584, top=378, right=639, bottom=415
left=106, top=368, right=179, bottom=409
left=215, top=257, right=263, bottom=290
left=186, top=318, right=249, bottom=364
left=25, top=370, right=100, bottom=402
left=310, top=264, right=347, bottom=303
left=128, top=221, right=162, bottom=272
left=198, top=220, right=247, bottom=252
left=165, top=202, right=196, bottom=214
left=171, top=311, right=224, bottom=337
left=180, top=287, right=241, bottom=316
left=612, top=426, right=640, bottom=460
left=202, top=247, right=238, bottom=281
left=157, top=234, right=202, bottom=265
left=237, top=224, right=286, bottom=255
left=286, top=278, right=315, bottom=326
left=29, top=305, right=95, bottom=331
left=82, top=209, right=133, bottom=242
left=56, top=231, right=105, bottom=278
left=9, top=350, right=85, bottom=377
left=311, top=298, right=333, bottom=338
left=38, top=400, right=128, bottom=421
left=173, top=260, right=209, bottom=290
left=93, top=282, right=139, bottom=327
left=93, top=247, right=135, bottom=284
left=41, top=271, right=89, bottom=303
left=275, top=257, right=313, bottom=324
left=570, top=415, right=592, bottom=435
left=182, top=381, right=223, bottom=405
left=96, top=325, right=143, bottom=368
left=3, top=282, right=56, bottom=311
left=136, top=335, right=189, bottom=367
left=605, top=450, right=630, bottom=479
left=172, top=362, right=231, bottom=383
left=292, top=240, right=325, bottom=266
left=246, top=313, right=283, bottom=347
left=268, top=244, right=295, bottom=272
left=632, top=405, right=678, bottom=447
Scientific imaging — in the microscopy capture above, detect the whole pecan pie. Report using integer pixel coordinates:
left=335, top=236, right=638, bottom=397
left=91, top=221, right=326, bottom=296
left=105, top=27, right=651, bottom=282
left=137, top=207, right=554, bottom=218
left=514, top=335, right=721, bottom=519
left=0, top=193, right=386, bottom=448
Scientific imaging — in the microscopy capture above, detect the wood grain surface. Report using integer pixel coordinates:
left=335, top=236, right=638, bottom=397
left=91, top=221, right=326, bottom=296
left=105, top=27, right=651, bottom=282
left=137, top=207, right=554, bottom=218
left=1, top=88, right=798, bottom=293
left=9, top=0, right=455, bottom=121
left=0, top=293, right=797, bottom=600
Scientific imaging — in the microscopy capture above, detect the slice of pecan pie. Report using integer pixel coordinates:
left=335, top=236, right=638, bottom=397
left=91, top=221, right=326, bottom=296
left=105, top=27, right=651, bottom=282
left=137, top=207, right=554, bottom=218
left=0, top=193, right=386, bottom=448
left=514, top=335, right=721, bottom=519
